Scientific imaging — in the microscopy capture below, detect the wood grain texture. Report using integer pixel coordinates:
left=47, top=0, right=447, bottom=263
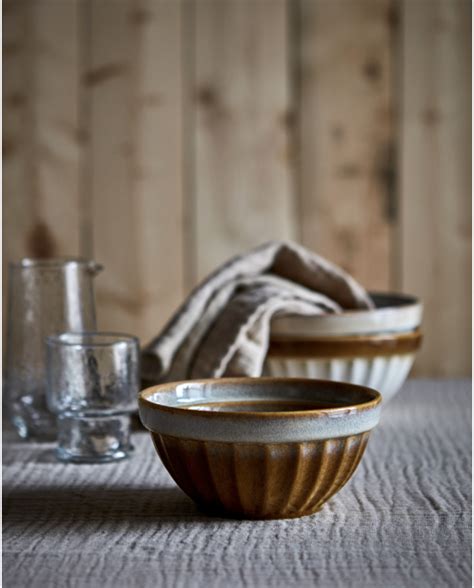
left=85, top=0, right=184, bottom=341
left=3, top=0, right=82, bottom=261
left=3, top=380, right=471, bottom=587
left=85, top=0, right=137, bottom=334
left=31, top=0, right=82, bottom=256
left=399, top=0, right=471, bottom=376
left=298, top=0, right=394, bottom=290
left=193, top=0, right=297, bottom=281
left=2, top=1, right=471, bottom=377
left=3, top=0, right=82, bottom=337
left=127, top=0, right=185, bottom=342
left=3, top=0, right=29, bottom=340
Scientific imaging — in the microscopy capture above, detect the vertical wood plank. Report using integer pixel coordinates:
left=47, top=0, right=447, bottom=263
left=298, top=0, right=394, bottom=290
left=130, top=0, right=185, bottom=341
left=86, top=0, right=184, bottom=342
left=86, top=0, right=135, bottom=334
left=193, top=0, right=297, bottom=281
left=400, top=0, right=471, bottom=376
left=3, top=0, right=29, bottom=340
left=3, top=0, right=81, bottom=262
left=3, top=0, right=81, bottom=339
left=32, top=0, right=82, bottom=256
left=4, top=0, right=79, bottom=259
left=3, top=0, right=29, bottom=262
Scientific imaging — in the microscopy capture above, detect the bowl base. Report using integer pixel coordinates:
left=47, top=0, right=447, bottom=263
left=194, top=501, right=324, bottom=521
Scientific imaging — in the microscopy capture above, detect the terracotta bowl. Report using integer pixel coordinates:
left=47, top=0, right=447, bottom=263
left=139, top=378, right=381, bottom=520
left=265, top=293, right=423, bottom=403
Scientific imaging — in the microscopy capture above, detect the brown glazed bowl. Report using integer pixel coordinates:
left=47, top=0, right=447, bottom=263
left=139, top=378, right=381, bottom=520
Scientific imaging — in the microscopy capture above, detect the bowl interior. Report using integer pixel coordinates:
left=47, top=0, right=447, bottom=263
left=368, top=292, right=419, bottom=309
left=140, top=378, right=380, bottom=415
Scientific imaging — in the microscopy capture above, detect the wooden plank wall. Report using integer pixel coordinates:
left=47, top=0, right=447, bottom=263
left=193, top=0, right=297, bottom=281
left=85, top=0, right=184, bottom=341
left=3, top=0, right=82, bottom=338
left=3, top=0, right=471, bottom=376
left=299, top=0, right=394, bottom=291
left=400, top=0, right=471, bottom=376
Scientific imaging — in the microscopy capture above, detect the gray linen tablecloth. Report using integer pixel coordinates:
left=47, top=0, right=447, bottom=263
left=3, top=379, right=471, bottom=588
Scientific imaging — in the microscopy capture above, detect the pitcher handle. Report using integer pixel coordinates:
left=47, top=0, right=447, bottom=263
left=87, top=261, right=104, bottom=276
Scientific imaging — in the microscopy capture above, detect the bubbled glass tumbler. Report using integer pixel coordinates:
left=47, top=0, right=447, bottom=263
left=46, top=332, right=140, bottom=463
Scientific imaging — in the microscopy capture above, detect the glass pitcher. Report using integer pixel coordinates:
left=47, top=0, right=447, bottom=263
left=4, top=258, right=102, bottom=439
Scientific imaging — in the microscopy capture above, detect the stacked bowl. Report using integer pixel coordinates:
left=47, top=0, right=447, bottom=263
left=139, top=293, right=422, bottom=520
left=264, top=293, right=423, bottom=404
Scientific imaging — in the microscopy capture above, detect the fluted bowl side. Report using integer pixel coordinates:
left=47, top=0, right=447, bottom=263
left=139, top=378, right=381, bottom=519
left=152, top=432, right=370, bottom=519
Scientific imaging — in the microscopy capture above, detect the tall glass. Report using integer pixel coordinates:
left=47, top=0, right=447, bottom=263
left=5, top=258, right=102, bottom=439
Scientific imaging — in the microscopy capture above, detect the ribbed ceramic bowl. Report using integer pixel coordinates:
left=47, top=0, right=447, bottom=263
left=265, top=293, right=423, bottom=404
left=139, top=378, right=381, bottom=520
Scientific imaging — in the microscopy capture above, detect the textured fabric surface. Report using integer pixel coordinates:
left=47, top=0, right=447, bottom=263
left=3, top=379, right=471, bottom=588
left=142, top=241, right=372, bottom=382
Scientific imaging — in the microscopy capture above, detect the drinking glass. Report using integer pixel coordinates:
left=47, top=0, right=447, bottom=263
left=46, top=332, right=140, bottom=463
left=5, top=258, right=101, bottom=439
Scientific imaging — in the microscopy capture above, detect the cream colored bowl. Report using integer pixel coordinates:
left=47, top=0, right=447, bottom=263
left=270, top=292, right=422, bottom=337
left=264, top=293, right=423, bottom=404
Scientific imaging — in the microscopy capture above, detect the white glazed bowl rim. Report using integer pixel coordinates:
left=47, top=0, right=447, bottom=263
left=270, top=291, right=422, bottom=338
left=138, top=377, right=381, bottom=443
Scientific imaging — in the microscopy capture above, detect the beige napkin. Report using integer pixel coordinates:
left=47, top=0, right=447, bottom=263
left=142, top=241, right=373, bottom=383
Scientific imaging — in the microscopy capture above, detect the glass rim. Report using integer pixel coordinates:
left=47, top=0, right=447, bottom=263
left=9, top=257, right=101, bottom=269
left=46, top=332, right=140, bottom=348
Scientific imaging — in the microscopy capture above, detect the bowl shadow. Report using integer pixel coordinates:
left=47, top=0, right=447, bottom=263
left=3, top=484, right=229, bottom=526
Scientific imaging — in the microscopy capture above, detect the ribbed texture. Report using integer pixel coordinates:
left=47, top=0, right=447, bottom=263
left=264, top=355, right=415, bottom=402
left=152, top=432, right=370, bottom=519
